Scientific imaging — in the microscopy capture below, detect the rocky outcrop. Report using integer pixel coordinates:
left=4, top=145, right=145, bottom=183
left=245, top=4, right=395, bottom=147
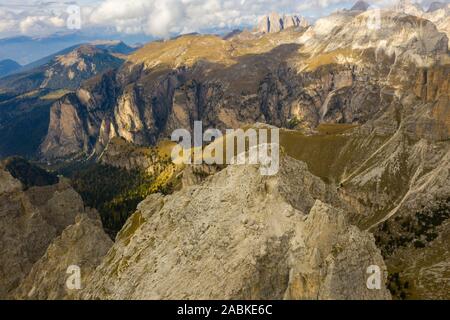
left=13, top=213, right=112, bottom=300
left=257, top=13, right=309, bottom=34
left=287, top=200, right=390, bottom=299
left=0, top=161, right=111, bottom=299
left=394, top=0, right=424, bottom=17
left=98, top=137, right=177, bottom=179
left=99, top=137, right=159, bottom=172
left=0, top=167, right=21, bottom=195
left=299, top=10, right=448, bottom=67
left=394, top=0, right=450, bottom=43
left=81, top=156, right=390, bottom=299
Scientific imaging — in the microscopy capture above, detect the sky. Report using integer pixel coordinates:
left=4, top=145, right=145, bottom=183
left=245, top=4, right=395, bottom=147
left=0, top=0, right=445, bottom=39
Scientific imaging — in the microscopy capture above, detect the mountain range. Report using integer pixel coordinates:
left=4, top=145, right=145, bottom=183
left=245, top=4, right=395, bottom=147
left=0, top=1, right=448, bottom=300
left=0, top=32, right=150, bottom=65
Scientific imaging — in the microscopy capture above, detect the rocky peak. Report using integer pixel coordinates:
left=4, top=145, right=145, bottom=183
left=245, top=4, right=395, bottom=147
left=391, top=0, right=450, bottom=45
left=257, top=12, right=309, bottom=34
left=299, top=9, right=448, bottom=67
left=72, top=45, right=103, bottom=57
left=0, top=160, right=112, bottom=299
left=351, top=0, right=371, bottom=11
left=13, top=213, right=112, bottom=300
left=427, top=2, right=447, bottom=12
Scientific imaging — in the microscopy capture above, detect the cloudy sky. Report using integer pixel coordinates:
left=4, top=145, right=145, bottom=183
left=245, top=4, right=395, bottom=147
left=0, top=0, right=442, bottom=38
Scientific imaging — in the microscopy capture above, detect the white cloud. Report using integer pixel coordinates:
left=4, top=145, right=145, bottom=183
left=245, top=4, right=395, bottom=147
left=89, top=0, right=257, bottom=37
left=19, top=15, right=65, bottom=33
left=87, top=0, right=337, bottom=37
left=0, top=9, right=17, bottom=34
left=0, top=2, right=70, bottom=36
left=1, top=0, right=441, bottom=38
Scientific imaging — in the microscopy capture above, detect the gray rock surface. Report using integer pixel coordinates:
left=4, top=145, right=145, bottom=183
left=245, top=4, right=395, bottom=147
left=82, top=156, right=390, bottom=299
left=13, top=213, right=112, bottom=300
left=0, top=167, right=111, bottom=299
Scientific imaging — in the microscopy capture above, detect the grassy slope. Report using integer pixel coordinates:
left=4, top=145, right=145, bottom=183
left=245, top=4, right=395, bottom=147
left=280, top=126, right=389, bottom=184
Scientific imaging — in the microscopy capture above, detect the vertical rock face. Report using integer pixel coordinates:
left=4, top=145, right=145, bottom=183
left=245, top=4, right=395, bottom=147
left=286, top=201, right=391, bottom=300
left=40, top=94, right=90, bottom=160
left=82, top=156, right=390, bottom=300
left=0, top=160, right=112, bottom=299
left=257, top=13, right=309, bottom=33
left=40, top=70, right=120, bottom=160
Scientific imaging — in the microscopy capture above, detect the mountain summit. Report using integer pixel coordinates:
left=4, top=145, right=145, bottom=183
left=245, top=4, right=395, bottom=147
left=257, top=12, right=309, bottom=33
left=351, top=0, right=371, bottom=11
left=427, top=1, right=447, bottom=12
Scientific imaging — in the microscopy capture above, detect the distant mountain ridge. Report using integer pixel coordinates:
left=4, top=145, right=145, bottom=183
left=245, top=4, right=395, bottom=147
left=0, top=32, right=151, bottom=65
left=350, top=0, right=371, bottom=11
left=427, top=1, right=447, bottom=12
left=0, top=44, right=126, bottom=159
left=6, top=40, right=134, bottom=77
left=0, top=45, right=125, bottom=94
left=0, top=59, right=21, bottom=77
